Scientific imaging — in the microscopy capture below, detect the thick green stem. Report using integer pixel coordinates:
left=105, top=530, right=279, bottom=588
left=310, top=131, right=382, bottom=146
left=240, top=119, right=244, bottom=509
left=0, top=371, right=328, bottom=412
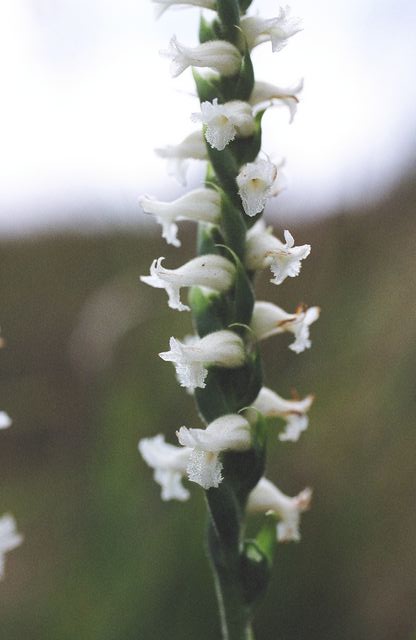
left=208, top=522, right=252, bottom=640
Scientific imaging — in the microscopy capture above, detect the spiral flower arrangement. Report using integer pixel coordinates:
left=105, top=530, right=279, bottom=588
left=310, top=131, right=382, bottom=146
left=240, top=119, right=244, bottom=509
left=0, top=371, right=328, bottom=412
left=139, top=1, right=319, bottom=636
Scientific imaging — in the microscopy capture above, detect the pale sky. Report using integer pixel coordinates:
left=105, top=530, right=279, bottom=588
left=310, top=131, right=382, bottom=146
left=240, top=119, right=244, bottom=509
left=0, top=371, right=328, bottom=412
left=0, top=0, right=415, bottom=233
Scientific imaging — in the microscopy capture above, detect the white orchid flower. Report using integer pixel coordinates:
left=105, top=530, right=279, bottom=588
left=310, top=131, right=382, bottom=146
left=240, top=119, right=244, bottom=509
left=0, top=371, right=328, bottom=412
left=252, top=386, right=314, bottom=441
left=192, top=99, right=255, bottom=151
left=141, top=254, right=236, bottom=311
left=241, top=6, right=302, bottom=53
left=155, top=130, right=208, bottom=186
left=249, top=78, right=304, bottom=123
left=138, top=434, right=192, bottom=501
left=245, top=221, right=311, bottom=284
left=153, top=0, right=216, bottom=19
left=0, top=514, right=23, bottom=579
left=159, top=330, right=245, bottom=391
left=247, top=478, right=311, bottom=542
left=162, top=36, right=242, bottom=78
left=251, top=301, right=320, bottom=353
left=177, top=414, right=252, bottom=489
left=237, top=159, right=278, bottom=217
left=139, top=188, right=221, bottom=247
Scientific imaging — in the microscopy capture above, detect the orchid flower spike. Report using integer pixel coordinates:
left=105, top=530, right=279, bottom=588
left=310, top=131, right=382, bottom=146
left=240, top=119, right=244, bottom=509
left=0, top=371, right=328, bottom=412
left=0, top=411, right=12, bottom=429
left=237, top=159, right=278, bottom=217
left=159, top=330, right=245, bottom=391
left=240, top=6, right=302, bottom=53
left=192, top=99, right=255, bottom=151
left=153, top=0, right=216, bottom=19
left=162, top=36, right=242, bottom=78
left=177, top=414, right=252, bottom=489
left=252, top=386, right=314, bottom=441
left=0, top=514, right=23, bottom=579
left=138, top=434, right=192, bottom=501
left=155, top=130, right=207, bottom=186
left=247, top=477, right=312, bottom=542
left=139, top=188, right=221, bottom=247
left=251, top=301, right=320, bottom=353
left=141, top=254, right=236, bottom=311
left=245, top=221, right=311, bottom=284
left=249, top=79, right=304, bottom=123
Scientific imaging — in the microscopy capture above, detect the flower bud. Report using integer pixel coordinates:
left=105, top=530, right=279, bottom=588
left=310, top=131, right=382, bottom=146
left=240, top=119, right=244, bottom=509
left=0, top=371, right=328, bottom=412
left=0, top=411, right=12, bottom=430
left=141, top=254, right=236, bottom=311
left=247, top=478, right=311, bottom=542
left=177, top=414, right=252, bottom=489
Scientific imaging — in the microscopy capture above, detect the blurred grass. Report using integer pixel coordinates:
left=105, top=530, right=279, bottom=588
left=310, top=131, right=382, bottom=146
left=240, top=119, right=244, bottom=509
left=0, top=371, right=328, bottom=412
left=0, top=177, right=415, bottom=639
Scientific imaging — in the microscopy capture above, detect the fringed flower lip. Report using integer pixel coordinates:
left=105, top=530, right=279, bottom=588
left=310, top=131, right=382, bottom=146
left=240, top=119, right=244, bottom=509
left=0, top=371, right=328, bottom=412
left=177, top=414, right=252, bottom=490
left=159, top=330, right=246, bottom=391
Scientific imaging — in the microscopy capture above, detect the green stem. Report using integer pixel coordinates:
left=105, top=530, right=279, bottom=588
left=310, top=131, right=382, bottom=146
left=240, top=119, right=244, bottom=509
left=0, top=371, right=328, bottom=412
left=211, top=564, right=252, bottom=640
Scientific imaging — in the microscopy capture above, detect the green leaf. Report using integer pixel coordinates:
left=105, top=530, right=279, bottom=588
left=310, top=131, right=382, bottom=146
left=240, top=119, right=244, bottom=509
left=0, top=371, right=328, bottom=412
left=232, top=110, right=265, bottom=167
left=240, top=540, right=272, bottom=606
left=189, top=286, right=228, bottom=338
left=197, top=222, right=224, bottom=256
left=206, top=141, right=239, bottom=203
left=216, top=0, right=240, bottom=44
left=238, top=0, right=253, bottom=13
left=195, top=346, right=262, bottom=424
left=199, top=14, right=218, bottom=43
left=206, top=481, right=242, bottom=552
left=193, top=69, right=223, bottom=103
left=255, top=514, right=277, bottom=569
left=230, top=254, right=255, bottom=326
left=235, top=46, right=255, bottom=101
left=219, top=192, right=246, bottom=261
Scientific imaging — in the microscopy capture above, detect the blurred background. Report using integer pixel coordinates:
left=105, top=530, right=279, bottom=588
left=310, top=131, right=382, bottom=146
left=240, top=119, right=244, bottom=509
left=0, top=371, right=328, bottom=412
left=1, top=0, right=415, bottom=639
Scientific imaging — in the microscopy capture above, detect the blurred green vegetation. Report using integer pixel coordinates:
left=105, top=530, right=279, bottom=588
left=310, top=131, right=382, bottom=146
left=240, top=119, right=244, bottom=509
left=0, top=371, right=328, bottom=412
left=0, top=178, right=415, bottom=639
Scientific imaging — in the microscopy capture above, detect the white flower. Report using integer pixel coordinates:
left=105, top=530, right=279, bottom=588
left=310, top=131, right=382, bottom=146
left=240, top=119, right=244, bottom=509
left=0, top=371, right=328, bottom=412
left=162, top=36, right=242, bottom=78
left=155, top=130, right=208, bottom=186
left=241, top=6, right=302, bottom=53
left=249, top=79, right=304, bottom=123
left=247, top=478, right=311, bottom=542
left=159, top=330, right=245, bottom=391
left=0, top=411, right=12, bottom=429
left=245, top=222, right=311, bottom=284
left=139, top=188, right=221, bottom=247
left=153, top=0, right=216, bottom=19
left=177, top=414, right=251, bottom=489
left=141, top=254, right=236, bottom=311
left=251, top=301, right=320, bottom=353
left=251, top=387, right=314, bottom=442
left=237, top=159, right=278, bottom=217
left=138, top=434, right=192, bottom=501
left=192, top=99, right=255, bottom=151
left=0, top=513, right=23, bottom=579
